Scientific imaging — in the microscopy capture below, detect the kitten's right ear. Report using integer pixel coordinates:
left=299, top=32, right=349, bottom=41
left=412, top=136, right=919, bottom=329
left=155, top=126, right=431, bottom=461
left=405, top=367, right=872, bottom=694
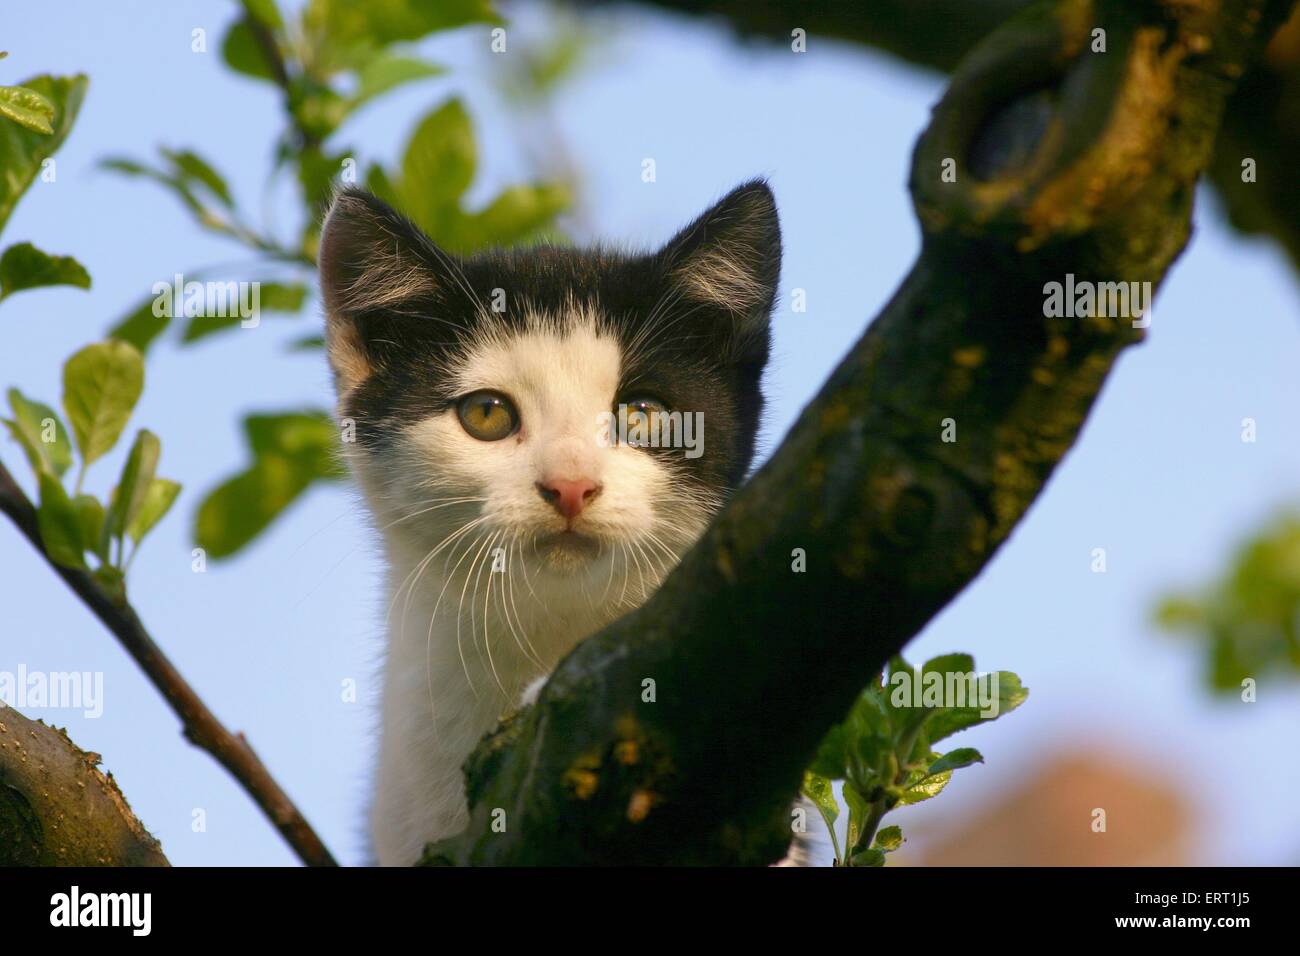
left=318, top=188, right=446, bottom=393
left=656, top=180, right=780, bottom=364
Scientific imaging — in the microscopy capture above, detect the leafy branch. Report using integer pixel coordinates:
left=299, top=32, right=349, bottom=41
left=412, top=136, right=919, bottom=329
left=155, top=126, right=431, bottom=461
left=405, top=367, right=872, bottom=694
left=803, top=654, right=1028, bottom=866
left=0, top=58, right=334, bottom=866
left=0, top=434, right=335, bottom=866
left=1155, top=511, right=1300, bottom=691
left=2, top=0, right=583, bottom=868
left=100, top=0, right=575, bottom=563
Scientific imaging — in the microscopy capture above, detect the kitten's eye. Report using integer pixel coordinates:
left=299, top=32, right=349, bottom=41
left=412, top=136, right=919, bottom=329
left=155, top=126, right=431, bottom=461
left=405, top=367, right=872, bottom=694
left=618, top=396, right=672, bottom=446
left=457, top=391, right=519, bottom=441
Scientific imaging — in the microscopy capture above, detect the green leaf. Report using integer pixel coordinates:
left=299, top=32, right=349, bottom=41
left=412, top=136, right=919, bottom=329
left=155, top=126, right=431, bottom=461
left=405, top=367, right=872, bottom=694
left=305, top=0, right=499, bottom=52
left=73, top=493, right=107, bottom=562
left=801, top=771, right=838, bottom=828
left=37, top=471, right=85, bottom=568
left=244, top=411, right=341, bottom=474
left=1153, top=594, right=1205, bottom=630
left=289, top=83, right=348, bottom=144
left=0, top=74, right=87, bottom=236
left=885, top=653, right=976, bottom=730
left=1151, top=512, right=1300, bottom=689
left=801, top=771, right=843, bottom=864
left=0, top=84, right=55, bottom=134
left=923, top=747, right=984, bottom=776
left=845, top=681, right=891, bottom=738
left=841, top=780, right=870, bottom=853
left=160, top=148, right=234, bottom=207
left=243, top=0, right=284, bottom=30
left=497, top=25, right=589, bottom=104
left=897, top=766, right=952, bottom=805
left=297, top=147, right=346, bottom=215
left=108, top=294, right=172, bottom=354
left=923, top=671, right=1029, bottom=744
left=97, top=156, right=149, bottom=176
left=181, top=281, right=307, bottom=343
left=5, top=387, right=72, bottom=477
left=922, top=652, right=977, bottom=678
left=850, top=733, right=890, bottom=789
left=221, top=18, right=279, bottom=82
left=0, top=241, right=90, bottom=300
left=365, top=162, right=400, bottom=207
left=873, top=825, right=904, bottom=852
left=850, top=848, right=887, bottom=867
left=108, top=429, right=160, bottom=540
left=194, top=409, right=343, bottom=558
left=400, top=98, right=476, bottom=235
left=125, top=477, right=181, bottom=545
left=452, top=182, right=570, bottom=253
left=99, top=156, right=206, bottom=219
left=350, top=54, right=444, bottom=111
left=62, top=340, right=145, bottom=467
left=195, top=454, right=316, bottom=559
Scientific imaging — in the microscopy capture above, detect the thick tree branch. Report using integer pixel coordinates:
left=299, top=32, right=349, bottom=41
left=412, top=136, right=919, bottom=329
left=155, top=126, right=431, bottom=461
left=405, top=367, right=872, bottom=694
left=426, top=0, right=1296, bottom=865
left=1207, top=15, right=1300, bottom=267
left=0, top=459, right=336, bottom=866
left=0, top=706, right=169, bottom=865
left=578, top=0, right=1030, bottom=71
left=577, top=0, right=1300, bottom=279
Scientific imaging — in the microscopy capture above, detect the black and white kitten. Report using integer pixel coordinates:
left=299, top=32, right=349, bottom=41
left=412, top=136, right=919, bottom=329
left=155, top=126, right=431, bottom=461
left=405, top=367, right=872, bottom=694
left=318, top=181, right=780, bottom=866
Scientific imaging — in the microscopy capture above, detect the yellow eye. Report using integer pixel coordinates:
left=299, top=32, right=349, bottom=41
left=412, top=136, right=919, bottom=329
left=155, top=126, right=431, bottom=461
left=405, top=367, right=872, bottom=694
left=457, top=391, right=519, bottom=441
left=618, top=396, right=672, bottom=446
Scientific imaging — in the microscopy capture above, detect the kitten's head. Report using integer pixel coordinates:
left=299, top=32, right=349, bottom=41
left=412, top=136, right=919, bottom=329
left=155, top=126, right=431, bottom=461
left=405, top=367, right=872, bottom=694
left=319, top=181, right=779, bottom=586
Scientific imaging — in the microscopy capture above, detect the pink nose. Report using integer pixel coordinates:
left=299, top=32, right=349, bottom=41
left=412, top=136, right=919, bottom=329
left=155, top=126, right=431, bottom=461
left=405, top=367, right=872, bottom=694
left=537, top=478, right=600, bottom=521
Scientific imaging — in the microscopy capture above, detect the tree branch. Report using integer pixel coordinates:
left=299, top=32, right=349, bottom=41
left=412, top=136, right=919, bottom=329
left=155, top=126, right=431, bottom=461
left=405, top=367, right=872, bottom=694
left=0, top=705, right=169, bottom=865
left=425, top=0, right=1296, bottom=865
left=1207, top=12, right=1300, bottom=268
left=579, top=0, right=1031, bottom=71
left=0, top=458, right=337, bottom=866
left=578, top=0, right=1300, bottom=279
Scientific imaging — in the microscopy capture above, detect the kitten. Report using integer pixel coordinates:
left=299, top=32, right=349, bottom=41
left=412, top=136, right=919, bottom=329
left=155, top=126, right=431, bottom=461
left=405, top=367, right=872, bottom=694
left=318, top=181, right=780, bottom=866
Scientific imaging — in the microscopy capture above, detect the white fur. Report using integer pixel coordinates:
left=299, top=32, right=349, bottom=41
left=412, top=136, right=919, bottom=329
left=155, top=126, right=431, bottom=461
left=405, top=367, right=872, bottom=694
left=348, top=306, right=716, bottom=865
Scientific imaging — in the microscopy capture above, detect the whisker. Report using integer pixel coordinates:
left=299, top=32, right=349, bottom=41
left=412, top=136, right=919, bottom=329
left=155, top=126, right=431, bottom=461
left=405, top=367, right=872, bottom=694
left=388, top=515, right=487, bottom=636
left=429, top=528, right=493, bottom=703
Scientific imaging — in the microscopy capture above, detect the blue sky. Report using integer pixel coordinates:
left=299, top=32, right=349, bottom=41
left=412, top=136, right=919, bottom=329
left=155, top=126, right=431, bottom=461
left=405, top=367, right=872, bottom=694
left=2, top=1, right=1298, bottom=865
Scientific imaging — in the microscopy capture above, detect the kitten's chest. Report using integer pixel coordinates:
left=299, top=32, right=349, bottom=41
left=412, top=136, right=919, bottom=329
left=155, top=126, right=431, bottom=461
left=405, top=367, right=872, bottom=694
left=384, top=542, right=619, bottom=697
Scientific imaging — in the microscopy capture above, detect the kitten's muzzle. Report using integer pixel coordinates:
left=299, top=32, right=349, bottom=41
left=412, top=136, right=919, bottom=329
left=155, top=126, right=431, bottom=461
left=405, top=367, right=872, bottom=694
left=536, top=478, right=602, bottom=523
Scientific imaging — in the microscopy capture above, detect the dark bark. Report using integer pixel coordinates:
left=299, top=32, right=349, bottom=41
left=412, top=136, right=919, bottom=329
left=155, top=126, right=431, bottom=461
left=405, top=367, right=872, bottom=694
left=423, top=0, right=1296, bottom=865
left=577, top=0, right=1030, bottom=71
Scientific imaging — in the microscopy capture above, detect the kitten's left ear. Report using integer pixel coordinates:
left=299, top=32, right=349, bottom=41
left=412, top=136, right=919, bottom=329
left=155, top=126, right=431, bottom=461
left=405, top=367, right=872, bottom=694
left=658, top=179, right=781, bottom=349
left=318, top=188, right=450, bottom=395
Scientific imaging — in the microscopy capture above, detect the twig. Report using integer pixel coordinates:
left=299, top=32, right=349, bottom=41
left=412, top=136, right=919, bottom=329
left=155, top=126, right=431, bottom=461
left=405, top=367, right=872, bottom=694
left=238, top=0, right=325, bottom=153
left=0, top=458, right=338, bottom=866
